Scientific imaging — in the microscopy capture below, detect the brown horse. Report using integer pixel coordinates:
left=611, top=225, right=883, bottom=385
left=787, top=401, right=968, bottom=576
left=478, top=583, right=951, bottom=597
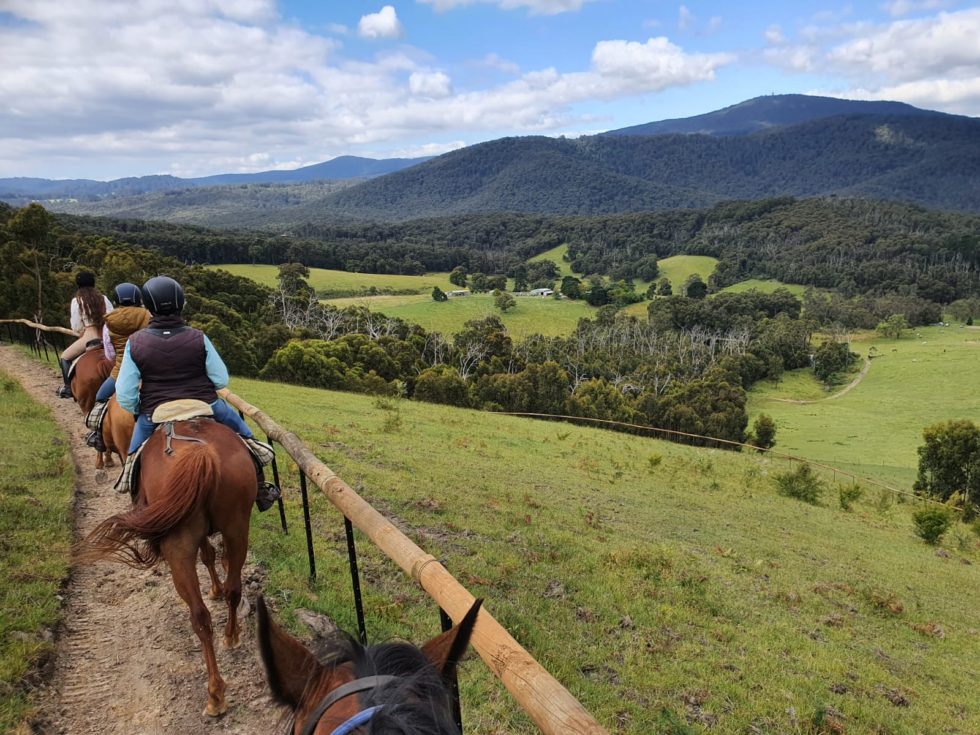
left=69, top=348, right=113, bottom=468
left=257, top=595, right=481, bottom=735
left=80, top=419, right=256, bottom=717
left=101, top=396, right=134, bottom=466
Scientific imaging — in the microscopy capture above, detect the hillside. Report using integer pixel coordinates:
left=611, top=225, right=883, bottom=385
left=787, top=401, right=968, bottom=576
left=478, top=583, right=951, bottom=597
left=604, top=93, right=949, bottom=137
left=226, top=375, right=980, bottom=732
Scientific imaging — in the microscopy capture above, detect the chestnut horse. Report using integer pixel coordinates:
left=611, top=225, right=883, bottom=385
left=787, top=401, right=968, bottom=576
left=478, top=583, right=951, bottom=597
left=101, top=396, right=134, bottom=466
left=69, top=348, right=114, bottom=468
left=257, top=595, right=481, bottom=735
left=80, top=419, right=256, bottom=717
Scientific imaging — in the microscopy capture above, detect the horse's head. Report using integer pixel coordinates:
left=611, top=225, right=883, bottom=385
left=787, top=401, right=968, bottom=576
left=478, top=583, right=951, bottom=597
left=257, top=595, right=481, bottom=735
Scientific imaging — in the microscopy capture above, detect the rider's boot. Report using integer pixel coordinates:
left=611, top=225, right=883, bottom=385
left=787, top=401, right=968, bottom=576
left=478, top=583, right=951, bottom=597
left=255, top=469, right=281, bottom=512
left=57, top=358, right=73, bottom=399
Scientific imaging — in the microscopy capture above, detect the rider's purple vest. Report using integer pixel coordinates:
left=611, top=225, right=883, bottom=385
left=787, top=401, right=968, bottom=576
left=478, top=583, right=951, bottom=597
left=129, top=325, right=217, bottom=417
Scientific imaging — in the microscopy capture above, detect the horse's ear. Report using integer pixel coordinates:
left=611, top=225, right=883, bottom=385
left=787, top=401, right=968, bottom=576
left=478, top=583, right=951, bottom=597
left=421, top=599, right=482, bottom=681
left=256, top=595, right=323, bottom=707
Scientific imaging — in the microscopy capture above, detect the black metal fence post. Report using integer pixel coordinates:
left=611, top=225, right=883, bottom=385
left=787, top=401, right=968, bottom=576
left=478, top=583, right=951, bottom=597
left=440, top=607, right=464, bottom=733
left=267, top=434, right=288, bottom=533
left=344, top=516, right=368, bottom=646
left=298, top=470, right=317, bottom=584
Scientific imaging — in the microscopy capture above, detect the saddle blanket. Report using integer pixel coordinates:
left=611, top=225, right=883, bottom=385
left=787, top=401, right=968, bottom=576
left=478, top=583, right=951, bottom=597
left=112, top=429, right=275, bottom=497
left=84, top=400, right=110, bottom=432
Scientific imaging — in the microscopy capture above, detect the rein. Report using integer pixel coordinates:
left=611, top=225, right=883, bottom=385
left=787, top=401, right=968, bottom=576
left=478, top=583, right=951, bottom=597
left=300, top=675, right=398, bottom=735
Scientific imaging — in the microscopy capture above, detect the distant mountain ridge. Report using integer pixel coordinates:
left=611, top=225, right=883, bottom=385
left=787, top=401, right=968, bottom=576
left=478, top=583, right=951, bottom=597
left=0, top=155, right=431, bottom=203
left=21, top=94, right=980, bottom=225
left=603, top=93, right=954, bottom=137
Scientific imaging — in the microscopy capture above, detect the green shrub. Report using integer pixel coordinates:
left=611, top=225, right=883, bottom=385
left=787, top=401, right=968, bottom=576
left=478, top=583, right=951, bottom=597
left=838, top=483, right=864, bottom=511
left=912, top=505, right=953, bottom=545
left=774, top=463, right=824, bottom=504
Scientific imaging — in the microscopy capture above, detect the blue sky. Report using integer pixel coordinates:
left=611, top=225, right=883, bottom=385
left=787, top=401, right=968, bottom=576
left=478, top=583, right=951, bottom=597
left=0, top=0, right=977, bottom=179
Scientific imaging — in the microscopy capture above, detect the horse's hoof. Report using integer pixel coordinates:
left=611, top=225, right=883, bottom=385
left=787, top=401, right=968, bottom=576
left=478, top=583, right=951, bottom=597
left=208, top=588, right=223, bottom=601
left=205, top=699, right=227, bottom=717
left=223, top=633, right=241, bottom=649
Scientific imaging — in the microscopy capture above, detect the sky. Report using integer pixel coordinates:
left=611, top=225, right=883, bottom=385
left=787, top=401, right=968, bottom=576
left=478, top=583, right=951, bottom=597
left=0, top=0, right=977, bottom=180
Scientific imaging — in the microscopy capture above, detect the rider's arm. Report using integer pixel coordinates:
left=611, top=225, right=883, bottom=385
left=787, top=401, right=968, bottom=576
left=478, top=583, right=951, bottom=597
left=116, top=342, right=141, bottom=414
left=102, top=325, right=115, bottom=362
left=203, top=335, right=229, bottom=390
left=69, top=298, right=82, bottom=334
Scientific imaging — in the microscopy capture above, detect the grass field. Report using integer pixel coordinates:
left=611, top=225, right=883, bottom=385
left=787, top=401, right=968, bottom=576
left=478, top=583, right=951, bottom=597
left=749, top=325, right=980, bottom=489
left=528, top=243, right=574, bottom=278
left=720, top=278, right=808, bottom=297
left=212, top=264, right=456, bottom=297
left=216, top=373, right=980, bottom=735
left=324, top=292, right=594, bottom=337
left=622, top=255, right=721, bottom=318
left=0, top=371, right=72, bottom=731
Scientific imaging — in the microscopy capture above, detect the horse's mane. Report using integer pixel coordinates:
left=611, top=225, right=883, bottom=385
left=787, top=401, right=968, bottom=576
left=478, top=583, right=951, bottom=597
left=277, top=632, right=459, bottom=735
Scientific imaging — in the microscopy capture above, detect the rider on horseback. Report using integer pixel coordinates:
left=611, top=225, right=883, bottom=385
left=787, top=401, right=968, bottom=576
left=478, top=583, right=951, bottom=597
left=58, top=271, right=113, bottom=399
left=115, top=276, right=280, bottom=509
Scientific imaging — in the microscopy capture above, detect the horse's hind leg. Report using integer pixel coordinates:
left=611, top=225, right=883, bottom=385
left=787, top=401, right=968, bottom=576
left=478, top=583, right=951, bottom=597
left=164, top=532, right=227, bottom=717
left=220, top=529, right=247, bottom=649
left=199, top=538, right=223, bottom=600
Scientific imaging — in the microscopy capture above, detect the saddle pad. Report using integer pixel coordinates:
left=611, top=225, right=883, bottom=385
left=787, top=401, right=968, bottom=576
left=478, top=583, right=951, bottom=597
left=84, top=400, right=110, bottom=432
left=151, top=399, right=214, bottom=423
left=113, top=441, right=147, bottom=497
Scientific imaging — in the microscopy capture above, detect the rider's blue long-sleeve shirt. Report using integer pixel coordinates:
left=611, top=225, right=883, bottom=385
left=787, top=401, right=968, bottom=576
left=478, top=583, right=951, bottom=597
left=116, top=334, right=228, bottom=415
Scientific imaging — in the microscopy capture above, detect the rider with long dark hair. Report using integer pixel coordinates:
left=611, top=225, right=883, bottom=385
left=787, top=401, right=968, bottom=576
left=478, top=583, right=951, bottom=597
left=58, top=271, right=113, bottom=399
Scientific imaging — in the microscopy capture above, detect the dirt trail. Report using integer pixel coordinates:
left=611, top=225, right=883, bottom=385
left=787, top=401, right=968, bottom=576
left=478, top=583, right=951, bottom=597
left=3, top=346, right=282, bottom=735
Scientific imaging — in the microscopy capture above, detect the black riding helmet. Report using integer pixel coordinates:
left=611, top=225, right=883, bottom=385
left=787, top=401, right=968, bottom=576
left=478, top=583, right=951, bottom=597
left=142, top=276, right=185, bottom=316
left=113, top=282, right=143, bottom=307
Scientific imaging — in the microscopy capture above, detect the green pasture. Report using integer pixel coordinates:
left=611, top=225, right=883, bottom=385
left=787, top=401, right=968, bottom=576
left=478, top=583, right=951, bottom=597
left=323, top=292, right=594, bottom=337
left=720, top=278, right=807, bottom=297
left=528, top=243, right=574, bottom=278
left=0, top=371, right=73, bottom=730
left=749, top=325, right=980, bottom=489
left=221, top=373, right=980, bottom=735
left=655, top=255, right=718, bottom=291
left=211, top=264, right=456, bottom=297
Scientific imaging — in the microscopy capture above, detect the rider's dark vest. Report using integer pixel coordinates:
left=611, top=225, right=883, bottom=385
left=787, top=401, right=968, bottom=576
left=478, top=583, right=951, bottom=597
left=129, top=323, right=217, bottom=417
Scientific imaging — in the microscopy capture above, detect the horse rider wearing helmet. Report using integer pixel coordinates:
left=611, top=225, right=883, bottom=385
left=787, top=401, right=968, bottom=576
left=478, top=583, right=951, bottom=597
left=115, top=275, right=280, bottom=509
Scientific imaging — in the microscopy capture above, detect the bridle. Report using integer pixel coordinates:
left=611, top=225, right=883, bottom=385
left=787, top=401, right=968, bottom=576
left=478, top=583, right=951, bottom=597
left=299, top=675, right=399, bottom=735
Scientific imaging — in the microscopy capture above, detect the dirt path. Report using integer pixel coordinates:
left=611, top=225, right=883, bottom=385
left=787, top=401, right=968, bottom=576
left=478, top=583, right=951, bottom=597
left=2, top=346, right=281, bottom=735
left=771, top=356, right=872, bottom=405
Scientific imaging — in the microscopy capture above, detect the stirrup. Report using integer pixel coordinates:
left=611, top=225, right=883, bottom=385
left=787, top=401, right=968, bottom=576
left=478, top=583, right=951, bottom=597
left=256, top=481, right=281, bottom=512
left=57, top=385, right=73, bottom=399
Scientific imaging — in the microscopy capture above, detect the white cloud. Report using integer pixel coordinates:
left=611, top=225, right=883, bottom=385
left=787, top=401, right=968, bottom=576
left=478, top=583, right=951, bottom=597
left=707, top=16, right=722, bottom=33
left=764, top=24, right=786, bottom=45
left=0, top=1, right=736, bottom=178
left=474, top=53, right=521, bottom=75
left=387, top=140, right=468, bottom=158
left=326, top=22, right=349, bottom=35
left=419, top=0, right=593, bottom=14
left=358, top=6, right=404, bottom=40
left=678, top=4, right=694, bottom=31
left=763, top=8, right=980, bottom=115
left=409, top=71, right=453, bottom=98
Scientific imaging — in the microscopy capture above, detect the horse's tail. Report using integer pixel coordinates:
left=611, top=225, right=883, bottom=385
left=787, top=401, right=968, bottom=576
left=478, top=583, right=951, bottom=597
left=78, top=443, right=219, bottom=569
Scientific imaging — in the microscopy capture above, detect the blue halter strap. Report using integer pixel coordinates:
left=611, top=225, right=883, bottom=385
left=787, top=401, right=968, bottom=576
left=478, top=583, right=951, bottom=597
left=330, top=705, right=384, bottom=735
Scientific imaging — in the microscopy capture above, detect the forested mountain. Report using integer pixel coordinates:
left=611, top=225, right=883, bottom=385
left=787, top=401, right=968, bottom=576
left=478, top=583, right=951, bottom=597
left=603, top=94, right=951, bottom=137
left=61, top=197, right=980, bottom=302
left=0, top=155, right=429, bottom=205
left=43, top=111, right=977, bottom=226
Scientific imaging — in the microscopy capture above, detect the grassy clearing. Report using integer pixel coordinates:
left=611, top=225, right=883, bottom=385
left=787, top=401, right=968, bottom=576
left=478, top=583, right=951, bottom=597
left=528, top=243, right=574, bottom=278
left=227, top=374, right=980, bottom=734
left=720, top=278, right=807, bottom=297
left=655, top=255, right=718, bottom=291
left=211, top=264, right=456, bottom=297
left=0, top=371, right=73, bottom=731
left=749, top=325, right=980, bottom=489
left=323, top=292, right=594, bottom=337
